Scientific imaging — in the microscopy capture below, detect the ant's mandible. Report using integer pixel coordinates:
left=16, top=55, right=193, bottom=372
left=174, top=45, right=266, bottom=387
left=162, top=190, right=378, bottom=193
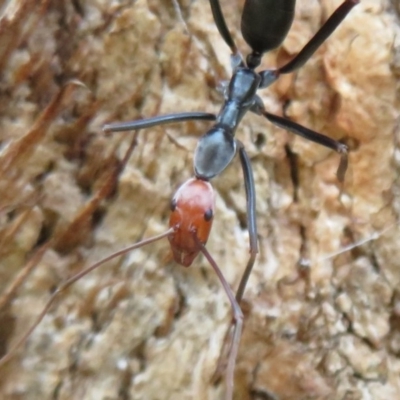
left=0, top=1, right=359, bottom=399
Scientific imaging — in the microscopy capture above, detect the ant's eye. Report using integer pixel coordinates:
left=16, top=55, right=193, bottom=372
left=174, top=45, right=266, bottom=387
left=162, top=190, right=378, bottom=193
left=170, top=198, right=177, bottom=212
left=204, top=208, right=213, bottom=221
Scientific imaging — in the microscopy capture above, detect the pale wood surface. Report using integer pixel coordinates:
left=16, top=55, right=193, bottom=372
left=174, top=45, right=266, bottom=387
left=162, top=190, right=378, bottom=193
left=0, top=1, right=399, bottom=399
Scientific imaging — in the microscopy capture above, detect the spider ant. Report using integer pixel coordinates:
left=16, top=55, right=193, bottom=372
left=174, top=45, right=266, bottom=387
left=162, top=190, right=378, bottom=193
left=0, top=1, right=358, bottom=399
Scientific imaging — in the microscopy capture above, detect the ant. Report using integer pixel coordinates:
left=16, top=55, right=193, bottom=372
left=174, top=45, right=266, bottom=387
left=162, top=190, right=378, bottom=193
left=0, top=0, right=359, bottom=399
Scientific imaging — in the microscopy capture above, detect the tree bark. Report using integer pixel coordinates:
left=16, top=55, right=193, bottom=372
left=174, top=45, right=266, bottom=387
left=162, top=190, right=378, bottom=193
left=0, top=0, right=399, bottom=399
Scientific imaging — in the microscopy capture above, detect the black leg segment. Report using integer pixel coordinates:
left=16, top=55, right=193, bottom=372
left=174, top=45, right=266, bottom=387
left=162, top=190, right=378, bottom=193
left=264, top=111, right=348, bottom=182
left=278, top=0, right=359, bottom=74
left=103, top=112, right=216, bottom=133
left=209, top=0, right=238, bottom=55
left=236, top=141, right=258, bottom=303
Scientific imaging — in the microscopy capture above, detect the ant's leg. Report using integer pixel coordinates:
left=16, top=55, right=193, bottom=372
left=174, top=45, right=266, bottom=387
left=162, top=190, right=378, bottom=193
left=263, top=111, right=348, bottom=182
left=258, top=0, right=359, bottom=85
left=103, top=112, right=216, bottom=133
left=236, top=142, right=258, bottom=303
left=211, top=142, right=258, bottom=385
left=208, top=0, right=238, bottom=55
left=196, top=238, right=243, bottom=400
left=278, top=0, right=359, bottom=74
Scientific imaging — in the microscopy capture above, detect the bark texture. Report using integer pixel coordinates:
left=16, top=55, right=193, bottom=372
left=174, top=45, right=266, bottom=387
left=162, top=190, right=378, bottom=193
left=0, top=0, right=399, bottom=399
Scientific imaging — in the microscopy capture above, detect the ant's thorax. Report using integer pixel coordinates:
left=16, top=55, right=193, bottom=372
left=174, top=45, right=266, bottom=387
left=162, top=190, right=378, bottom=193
left=194, top=68, right=261, bottom=180
left=217, top=67, right=261, bottom=132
